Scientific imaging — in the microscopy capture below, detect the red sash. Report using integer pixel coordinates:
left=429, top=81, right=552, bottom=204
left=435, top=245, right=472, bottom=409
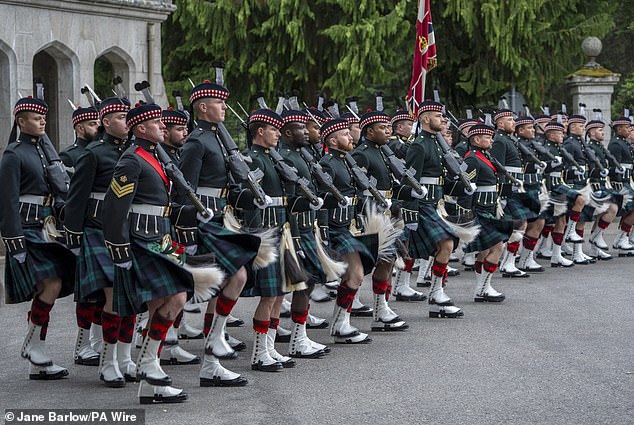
left=135, top=146, right=169, bottom=189
left=474, top=151, right=497, bottom=173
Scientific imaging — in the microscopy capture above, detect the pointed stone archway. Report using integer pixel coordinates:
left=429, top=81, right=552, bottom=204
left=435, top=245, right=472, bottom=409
left=32, top=41, right=79, bottom=149
left=94, top=46, right=136, bottom=100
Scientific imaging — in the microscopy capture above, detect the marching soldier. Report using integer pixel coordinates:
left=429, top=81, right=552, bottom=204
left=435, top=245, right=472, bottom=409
left=102, top=102, right=197, bottom=403
left=318, top=118, right=378, bottom=343
left=584, top=120, right=618, bottom=260
left=608, top=115, right=634, bottom=255
left=387, top=109, right=415, bottom=160
left=0, top=97, right=75, bottom=380
left=490, top=109, right=531, bottom=278
left=178, top=79, right=264, bottom=387
left=64, top=97, right=137, bottom=387
left=462, top=123, right=513, bottom=302
left=453, top=118, right=478, bottom=158
left=405, top=100, right=465, bottom=318
left=352, top=110, right=416, bottom=330
left=58, top=104, right=103, bottom=367
left=160, top=107, right=188, bottom=163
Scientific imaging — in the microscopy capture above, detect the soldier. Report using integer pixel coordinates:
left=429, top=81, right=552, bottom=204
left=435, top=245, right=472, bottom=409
left=607, top=115, right=634, bottom=255
left=242, top=108, right=316, bottom=369
left=0, top=97, right=75, bottom=380
left=57, top=104, right=103, bottom=367
left=453, top=118, right=478, bottom=158
left=319, top=118, right=378, bottom=343
left=60, top=106, right=99, bottom=176
left=278, top=108, right=333, bottom=357
left=304, top=106, right=328, bottom=159
left=102, top=102, right=200, bottom=403
left=157, top=107, right=203, bottom=366
left=352, top=110, right=419, bottom=331
left=490, top=109, right=531, bottom=278
left=513, top=116, right=548, bottom=271
left=540, top=121, right=587, bottom=267
left=463, top=123, right=513, bottom=302
left=388, top=109, right=415, bottom=160
left=405, top=100, right=465, bottom=318
left=584, top=120, right=618, bottom=260
left=534, top=114, right=550, bottom=145
left=561, top=114, right=595, bottom=264
left=64, top=97, right=138, bottom=387
left=178, top=80, right=264, bottom=386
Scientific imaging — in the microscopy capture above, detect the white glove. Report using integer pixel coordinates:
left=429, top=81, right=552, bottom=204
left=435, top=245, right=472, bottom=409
left=184, top=245, right=198, bottom=256
left=615, top=166, right=626, bottom=175
left=550, top=159, right=562, bottom=168
left=411, top=186, right=429, bottom=199
left=536, top=163, right=546, bottom=172
left=71, top=248, right=81, bottom=256
left=309, top=197, right=324, bottom=211
left=465, top=182, right=477, bottom=194
left=600, top=169, right=609, bottom=177
left=254, top=195, right=273, bottom=209
left=339, top=197, right=351, bottom=207
left=197, top=208, right=214, bottom=223
left=13, top=252, right=27, bottom=264
left=384, top=198, right=392, bottom=210
left=574, top=167, right=585, bottom=177
left=115, top=261, right=132, bottom=270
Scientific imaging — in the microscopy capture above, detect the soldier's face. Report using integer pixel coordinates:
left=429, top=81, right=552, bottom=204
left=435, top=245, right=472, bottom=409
left=497, top=116, right=515, bottom=133
left=166, top=125, right=188, bottom=147
left=628, top=126, right=634, bottom=142
left=201, top=99, right=226, bottom=123
left=260, top=124, right=280, bottom=148
left=569, top=122, right=584, bottom=136
left=330, top=129, right=354, bottom=151
left=137, top=118, right=166, bottom=144
left=421, top=111, right=443, bottom=132
left=76, top=119, right=99, bottom=141
left=395, top=120, right=413, bottom=137
left=306, top=120, right=321, bottom=144
left=442, top=128, right=453, bottom=145
left=103, top=112, right=129, bottom=139
left=589, top=127, right=604, bottom=142
left=366, top=123, right=389, bottom=144
left=516, top=124, right=535, bottom=139
left=349, top=123, right=361, bottom=142
left=546, top=130, right=564, bottom=144
left=615, top=125, right=629, bottom=138
left=473, top=134, right=493, bottom=150
left=17, top=112, right=46, bottom=136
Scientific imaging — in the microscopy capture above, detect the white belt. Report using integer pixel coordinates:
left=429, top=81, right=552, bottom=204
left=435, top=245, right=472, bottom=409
left=549, top=172, right=562, bottom=177
left=475, top=185, right=497, bottom=192
left=268, top=196, right=286, bottom=207
left=620, top=163, right=633, bottom=170
left=420, top=177, right=441, bottom=185
left=129, top=204, right=169, bottom=216
left=506, top=166, right=523, bottom=173
left=196, top=187, right=226, bottom=198
left=89, top=192, right=106, bottom=200
left=362, top=189, right=392, bottom=199
left=19, top=195, right=51, bottom=205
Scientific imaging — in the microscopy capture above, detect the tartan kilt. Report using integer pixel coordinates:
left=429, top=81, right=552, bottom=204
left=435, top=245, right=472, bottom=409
left=298, top=229, right=326, bottom=285
left=464, top=209, right=513, bottom=253
left=75, top=226, right=113, bottom=303
left=112, top=235, right=193, bottom=317
left=329, top=225, right=378, bottom=276
left=242, top=258, right=285, bottom=298
left=197, top=217, right=261, bottom=277
left=408, top=202, right=458, bottom=260
left=504, top=191, right=541, bottom=221
left=541, top=184, right=580, bottom=223
left=4, top=226, right=75, bottom=304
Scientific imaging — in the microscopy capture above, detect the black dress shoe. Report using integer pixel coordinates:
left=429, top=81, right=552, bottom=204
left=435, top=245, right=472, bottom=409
left=200, top=375, right=248, bottom=387
left=251, top=361, right=283, bottom=372
left=350, top=305, right=373, bottom=317
left=74, top=355, right=100, bottom=366
left=306, top=321, right=329, bottom=329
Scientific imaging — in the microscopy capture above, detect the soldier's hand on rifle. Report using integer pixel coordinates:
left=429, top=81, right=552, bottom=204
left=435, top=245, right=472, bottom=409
left=615, top=166, right=626, bottom=175
left=13, top=252, right=27, bottom=264
left=197, top=208, right=214, bottom=223
left=574, top=167, right=585, bottom=177
left=600, top=169, right=609, bottom=177
left=466, top=182, right=477, bottom=194
left=550, top=158, right=562, bottom=168
left=309, top=197, right=324, bottom=211
left=254, top=195, right=273, bottom=209
left=410, top=186, right=429, bottom=199
left=114, top=261, right=132, bottom=270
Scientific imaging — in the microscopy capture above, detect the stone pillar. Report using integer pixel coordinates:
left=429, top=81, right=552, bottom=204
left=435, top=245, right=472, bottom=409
left=566, top=37, right=620, bottom=142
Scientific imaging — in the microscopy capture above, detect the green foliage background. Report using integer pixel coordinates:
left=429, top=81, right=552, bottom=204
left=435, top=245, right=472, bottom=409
left=161, top=0, right=633, bottom=119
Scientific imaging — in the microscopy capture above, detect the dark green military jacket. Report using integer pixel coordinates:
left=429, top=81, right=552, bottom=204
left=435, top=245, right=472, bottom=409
left=405, top=129, right=444, bottom=204
left=608, top=135, right=632, bottom=183
left=562, top=134, right=587, bottom=185
left=60, top=137, right=91, bottom=176
left=387, top=133, right=412, bottom=160
left=464, top=148, right=499, bottom=214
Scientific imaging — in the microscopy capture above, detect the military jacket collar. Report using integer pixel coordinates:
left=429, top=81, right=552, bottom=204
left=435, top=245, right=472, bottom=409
left=329, top=148, right=348, bottom=159
left=18, top=132, right=40, bottom=144
left=103, top=132, right=126, bottom=145
left=197, top=120, right=218, bottom=132
left=134, top=137, right=158, bottom=152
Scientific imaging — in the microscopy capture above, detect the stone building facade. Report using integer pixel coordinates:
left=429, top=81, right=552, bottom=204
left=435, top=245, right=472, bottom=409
left=0, top=0, right=175, bottom=153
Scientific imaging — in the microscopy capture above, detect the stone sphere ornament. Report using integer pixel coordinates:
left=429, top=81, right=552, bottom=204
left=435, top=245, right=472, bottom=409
left=582, top=37, right=602, bottom=68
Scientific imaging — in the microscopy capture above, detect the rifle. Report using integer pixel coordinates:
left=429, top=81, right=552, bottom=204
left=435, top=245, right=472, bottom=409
left=379, top=144, right=425, bottom=195
left=268, top=148, right=321, bottom=207
left=558, top=146, right=585, bottom=174
left=486, top=152, right=524, bottom=189
left=509, top=134, right=547, bottom=169
left=215, top=122, right=269, bottom=207
left=602, top=144, right=625, bottom=174
left=435, top=132, right=476, bottom=195
left=344, top=153, right=389, bottom=209
left=133, top=80, right=210, bottom=218
left=580, top=136, right=608, bottom=176
left=299, top=147, right=347, bottom=207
